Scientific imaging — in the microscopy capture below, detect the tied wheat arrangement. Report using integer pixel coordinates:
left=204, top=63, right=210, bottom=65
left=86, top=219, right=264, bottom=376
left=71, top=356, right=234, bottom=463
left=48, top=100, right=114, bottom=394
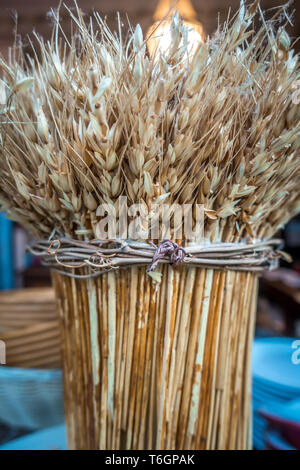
left=0, top=0, right=299, bottom=450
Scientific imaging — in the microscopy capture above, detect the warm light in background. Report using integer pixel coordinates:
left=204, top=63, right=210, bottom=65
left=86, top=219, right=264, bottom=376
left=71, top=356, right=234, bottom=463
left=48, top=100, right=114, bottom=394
left=146, top=0, right=205, bottom=57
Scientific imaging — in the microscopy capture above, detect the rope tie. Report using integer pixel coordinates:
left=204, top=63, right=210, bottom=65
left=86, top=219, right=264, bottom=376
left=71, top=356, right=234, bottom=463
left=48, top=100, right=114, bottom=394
left=147, top=240, right=187, bottom=272
left=27, top=237, right=289, bottom=280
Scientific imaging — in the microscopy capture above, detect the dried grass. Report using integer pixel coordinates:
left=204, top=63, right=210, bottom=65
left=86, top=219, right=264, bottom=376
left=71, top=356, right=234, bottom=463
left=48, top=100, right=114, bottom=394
left=0, top=0, right=299, bottom=243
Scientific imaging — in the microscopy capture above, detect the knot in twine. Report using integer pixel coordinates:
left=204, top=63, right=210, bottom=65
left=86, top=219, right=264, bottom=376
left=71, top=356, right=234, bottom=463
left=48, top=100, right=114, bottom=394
left=147, top=240, right=186, bottom=272
left=27, top=237, right=289, bottom=280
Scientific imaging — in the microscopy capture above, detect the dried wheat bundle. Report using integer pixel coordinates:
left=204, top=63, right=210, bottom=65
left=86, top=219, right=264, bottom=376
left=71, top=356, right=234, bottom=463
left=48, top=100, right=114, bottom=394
left=0, top=1, right=299, bottom=244
left=1, top=1, right=299, bottom=450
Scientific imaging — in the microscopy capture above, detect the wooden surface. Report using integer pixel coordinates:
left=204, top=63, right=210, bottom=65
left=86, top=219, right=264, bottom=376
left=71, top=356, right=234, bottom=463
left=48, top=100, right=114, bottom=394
left=53, top=266, right=259, bottom=450
left=0, top=287, right=61, bottom=369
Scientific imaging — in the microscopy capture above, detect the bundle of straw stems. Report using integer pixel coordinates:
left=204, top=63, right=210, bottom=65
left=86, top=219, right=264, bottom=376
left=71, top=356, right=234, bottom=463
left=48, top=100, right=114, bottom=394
left=52, top=265, right=258, bottom=450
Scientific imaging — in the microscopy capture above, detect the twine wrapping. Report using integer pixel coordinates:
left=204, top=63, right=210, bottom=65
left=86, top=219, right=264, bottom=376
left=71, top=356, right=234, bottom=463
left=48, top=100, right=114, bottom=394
left=28, top=238, right=287, bottom=280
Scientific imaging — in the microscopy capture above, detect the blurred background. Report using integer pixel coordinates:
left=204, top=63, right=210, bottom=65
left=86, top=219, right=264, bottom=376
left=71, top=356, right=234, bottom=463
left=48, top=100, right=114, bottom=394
left=0, top=0, right=299, bottom=451
left=1, top=0, right=300, bottom=59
